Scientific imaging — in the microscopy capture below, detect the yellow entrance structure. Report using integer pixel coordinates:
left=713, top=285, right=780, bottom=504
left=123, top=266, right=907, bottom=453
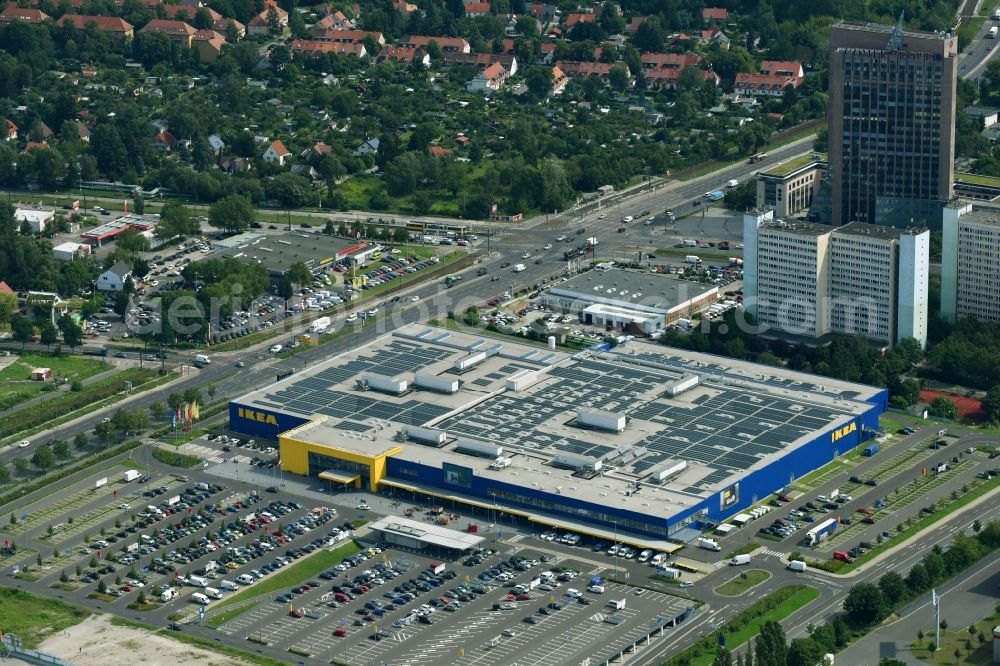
left=279, top=417, right=401, bottom=490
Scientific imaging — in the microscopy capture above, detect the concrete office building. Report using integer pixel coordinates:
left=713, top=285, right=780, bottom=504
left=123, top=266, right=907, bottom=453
left=229, top=323, right=886, bottom=549
left=941, top=201, right=1000, bottom=324
left=829, top=20, right=957, bottom=227
left=756, top=155, right=827, bottom=219
left=744, top=209, right=929, bottom=347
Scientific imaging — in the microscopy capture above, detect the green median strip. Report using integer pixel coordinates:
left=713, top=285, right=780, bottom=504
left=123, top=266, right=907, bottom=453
left=212, top=540, right=362, bottom=610
left=663, top=585, right=820, bottom=666
left=203, top=602, right=257, bottom=628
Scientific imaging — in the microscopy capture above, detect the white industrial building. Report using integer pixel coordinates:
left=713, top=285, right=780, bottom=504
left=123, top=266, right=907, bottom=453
left=743, top=209, right=929, bottom=348
left=541, top=269, right=717, bottom=335
left=941, top=200, right=1000, bottom=324
left=53, top=242, right=92, bottom=262
left=15, top=208, right=54, bottom=233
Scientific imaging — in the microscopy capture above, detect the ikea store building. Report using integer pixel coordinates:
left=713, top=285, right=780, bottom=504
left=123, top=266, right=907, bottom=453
left=229, top=323, right=886, bottom=549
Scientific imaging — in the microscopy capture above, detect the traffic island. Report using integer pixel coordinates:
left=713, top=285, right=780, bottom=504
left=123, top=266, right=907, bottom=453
left=714, top=569, right=771, bottom=596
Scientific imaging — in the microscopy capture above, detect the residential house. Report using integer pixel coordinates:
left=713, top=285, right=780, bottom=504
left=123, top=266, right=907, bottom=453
left=309, top=142, right=333, bottom=158
left=141, top=19, right=196, bottom=47
left=760, top=60, right=804, bottom=78
left=55, top=14, right=134, bottom=41
left=291, top=38, right=366, bottom=57
left=23, top=141, right=48, bottom=154
left=263, top=139, right=290, bottom=165
left=626, top=16, right=646, bottom=33
left=428, top=146, right=452, bottom=157
left=313, top=10, right=354, bottom=31
left=403, top=35, right=470, bottom=54
left=530, top=3, right=556, bottom=19
left=640, top=52, right=703, bottom=88
left=3, top=119, right=16, bottom=142
left=554, top=60, right=614, bottom=81
left=702, top=7, right=727, bottom=23
left=442, top=52, right=518, bottom=76
left=0, top=280, right=14, bottom=296
left=247, top=1, right=287, bottom=36
left=733, top=72, right=801, bottom=97
left=551, top=64, right=568, bottom=94
left=392, top=0, right=417, bottom=12
left=0, top=6, right=49, bottom=24
left=313, top=28, right=383, bottom=45
left=701, top=25, right=730, bottom=48
left=463, top=1, right=491, bottom=16
left=97, top=261, right=132, bottom=292
left=72, top=120, right=90, bottom=142
left=163, top=4, right=244, bottom=37
left=207, top=133, right=225, bottom=154
left=192, top=29, right=226, bottom=62
left=154, top=130, right=178, bottom=150
left=539, top=42, right=556, bottom=64
left=564, top=12, right=595, bottom=29
left=466, top=62, right=509, bottom=93
left=377, top=46, right=430, bottom=67
left=290, top=164, right=319, bottom=180
left=353, top=138, right=379, bottom=156
left=220, top=156, right=253, bottom=174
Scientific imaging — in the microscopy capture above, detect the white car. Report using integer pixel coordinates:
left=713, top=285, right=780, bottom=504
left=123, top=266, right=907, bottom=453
left=502, top=629, right=516, bottom=637
left=269, top=344, right=283, bottom=353
left=598, top=213, right=608, bottom=219
left=679, top=581, right=694, bottom=588
left=622, top=216, right=633, bottom=223
left=543, top=243, right=552, bottom=250
left=411, top=295, right=420, bottom=302
left=522, top=252, right=531, bottom=259
left=346, top=312, right=358, bottom=322
left=556, top=235, right=567, bottom=241
left=119, top=503, right=130, bottom=510
left=18, top=440, right=30, bottom=448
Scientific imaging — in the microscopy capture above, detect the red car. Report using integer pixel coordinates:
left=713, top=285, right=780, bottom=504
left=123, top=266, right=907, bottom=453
left=515, top=594, right=530, bottom=601
left=861, top=517, right=875, bottom=525
left=289, top=609, right=304, bottom=618
left=333, top=628, right=347, bottom=637
left=301, top=583, right=311, bottom=590
left=120, top=585, right=132, bottom=592
left=363, top=614, right=376, bottom=622
left=857, top=507, right=874, bottom=515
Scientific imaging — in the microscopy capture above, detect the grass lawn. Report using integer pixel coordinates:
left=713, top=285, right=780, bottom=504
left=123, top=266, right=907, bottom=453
left=0, top=353, right=112, bottom=410
left=213, top=541, right=362, bottom=610
left=151, top=448, right=201, bottom=468
left=164, top=429, right=209, bottom=447
left=714, top=569, right=771, bottom=596
left=910, top=630, right=995, bottom=665
left=204, top=601, right=258, bottom=628
left=0, top=587, right=91, bottom=648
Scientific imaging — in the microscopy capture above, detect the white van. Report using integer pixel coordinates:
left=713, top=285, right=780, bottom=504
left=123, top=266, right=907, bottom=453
left=220, top=580, right=238, bottom=591
left=204, top=587, right=223, bottom=600
left=236, top=573, right=255, bottom=585
left=637, top=549, right=653, bottom=563
left=565, top=588, right=582, bottom=599
left=609, top=598, right=626, bottom=611
left=650, top=553, right=668, bottom=566
left=730, top=554, right=752, bottom=566
left=190, top=592, right=209, bottom=605
left=587, top=585, right=605, bottom=594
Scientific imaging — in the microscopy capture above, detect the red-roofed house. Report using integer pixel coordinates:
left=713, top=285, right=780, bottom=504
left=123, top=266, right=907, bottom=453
left=313, top=10, right=353, bottom=31
left=263, top=139, right=290, bottom=165
left=291, top=38, right=366, bottom=57
left=3, top=119, right=16, bottom=143
left=23, top=141, right=48, bottom=154
left=639, top=53, right=717, bottom=89
left=551, top=64, right=568, bottom=94
left=466, top=61, right=509, bottom=93
left=376, top=46, right=430, bottom=67
left=141, top=19, right=196, bottom=46
left=312, top=28, right=383, bottom=45
left=488, top=38, right=515, bottom=55
left=154, top=130, right=178, bottom=150
left=442, top=52, right=518, bottom=76
left=393, top=0, right=417, bottom=12
left=0, top=280, right=14, bottom=295
left=733, top=72, right=801, bottom=97
left=0, top=6, right=49, bottom=24
left=247, top=1, right=287, bottom=36
left=463, top=1, right=491, bottom=16
left=555, top=60, right=613, bottom=81
left=73, top=120, right=90, bottom=142
left=626, top=15, right=646, bottom=34
left=311, top=142, right=333, bottom=158
left=760, top=60, right=804, bottom=78
left=56, top=14, right=134, bottom=41
left=403, top=35, right=470, bottom=54
left=428, top=146, right=452, bottom=157
left=193, top=29, right=226, bottom=63
left=563, top=12, right=595, bottom=28
left=702, top=7, right=727, bottom=22
left=162, top=5, right=244, bottom=37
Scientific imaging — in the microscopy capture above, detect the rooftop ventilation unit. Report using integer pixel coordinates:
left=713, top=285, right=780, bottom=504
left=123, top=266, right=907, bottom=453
left=360, top=373, right=409, bottom=395
left=576, top=409, right=626, bottom=433
left=455, top=438, right=503, bottom=459
left=652, top=460, right=687, bottom=482
left=402, top=427, right=447, bottom=446
left=506, top=369, right=540, bottom=391
left=453, top=351, right=487, bottom=372
left=552, top=453, right=602, bottom=473
left=414, top=374, right=459, bottom=394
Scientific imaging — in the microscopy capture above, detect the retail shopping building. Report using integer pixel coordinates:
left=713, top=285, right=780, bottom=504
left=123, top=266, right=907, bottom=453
left=229, top=323, right=886, bottom=548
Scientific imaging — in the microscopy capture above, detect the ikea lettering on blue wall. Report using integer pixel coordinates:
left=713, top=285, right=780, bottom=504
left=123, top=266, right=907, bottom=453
left=237, top=408, right=278, bottom=426
left=831, top=422, right=856, bottom=443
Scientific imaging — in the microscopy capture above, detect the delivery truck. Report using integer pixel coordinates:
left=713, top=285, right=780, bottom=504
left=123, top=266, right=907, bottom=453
left=805, top=518, right=838, bottom=546
left=204, top=587, right=223, bottom=600
left=655, top=566, right=682, bottom=579
left=512, top=264, right=526, bottom=272
left=160, top=587, right=178, bottom=602
left=991, top=25, right=998, bottom=37
left=310, top=316, right=331, bottom=333
left=788, top=560, right=807, bottom=572
left=188, top=575, right=208, bottom=588
left=123, top=469, right=140, bottom=482
left=193, top=354, right=211, bottom=368
left=730, top=554, right=751, bottom=566
left=697, top=537, right=721, bottom=552
left=684, top=255, right=702, bottom=264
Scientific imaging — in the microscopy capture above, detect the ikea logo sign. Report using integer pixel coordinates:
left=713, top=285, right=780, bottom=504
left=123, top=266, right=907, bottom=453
left=831, top=422, right=857, bottom=443
left=237, top=407, right=278, bottom=426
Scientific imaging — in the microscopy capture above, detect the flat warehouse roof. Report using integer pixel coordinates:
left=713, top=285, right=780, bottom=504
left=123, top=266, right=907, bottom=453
left=367, top=515, right=484, bottom=550
left=235, top=324, right=882, bottom=523
left=548, top=269, right=716, bottom=313
left=213, top=231, right=374, bottom=274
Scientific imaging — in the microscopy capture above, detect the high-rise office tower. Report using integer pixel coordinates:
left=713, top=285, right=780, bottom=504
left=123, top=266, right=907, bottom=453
left=941, top=200, right=1000, bottom=324
left=828, top=18, right=957, bottom=227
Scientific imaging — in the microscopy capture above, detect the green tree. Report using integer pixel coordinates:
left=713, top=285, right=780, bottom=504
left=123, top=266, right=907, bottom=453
left=786, top=638, right=824, bottom=666
left=754, top=620, right=787, bottom=666
left=57, top=313, right=83, bottom=349
left=982, top=385, right=1000, bottom=422
left=0, top=291, right=18, bottom=327
left=844, top=582, right=888, bottom=627
left=928, top=397, right=957, bottom=420
left=608, top=63, right=630, bottom=92
left=711, top=646, right=733, bottom=666
left=52, top=440, right=70, bottom=459
left=286, top=261, right=313, bottom=291
left=524, top=65, right=553, bottom=100
left=31, top=443, right=55, bottom=470
left=878, top=571, right=906, bottom=606
left=11, top=315, right=33, bottom=350
left=39, top=320, right=58, bottom=350
left=277, top=275, right=294, bottom=310
left=132, top=195, right=145, bottom=215
left=74, top=432, right=88, bottom=449
left=208, top=194, right=255, bottom=234
left=14, top=459, right=29, bottom=474
left=0, top=462, right=10, bottom=486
